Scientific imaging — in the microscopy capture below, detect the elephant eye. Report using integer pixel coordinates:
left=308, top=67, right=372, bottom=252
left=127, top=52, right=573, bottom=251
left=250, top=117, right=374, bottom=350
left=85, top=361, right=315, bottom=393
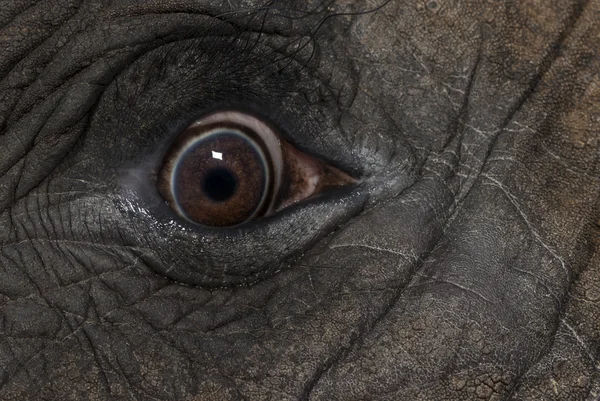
left=156, top=110, right=356, bottom=227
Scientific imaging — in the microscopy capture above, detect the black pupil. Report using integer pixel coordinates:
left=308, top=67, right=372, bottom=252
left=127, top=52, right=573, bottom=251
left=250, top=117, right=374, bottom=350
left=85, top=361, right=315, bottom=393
left=202, top=168, right=238, bottom=202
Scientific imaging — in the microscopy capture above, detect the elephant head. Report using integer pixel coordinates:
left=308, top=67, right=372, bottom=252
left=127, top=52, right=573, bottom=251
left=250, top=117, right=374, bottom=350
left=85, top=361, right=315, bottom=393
left=0, top=0, right=599, bottom=399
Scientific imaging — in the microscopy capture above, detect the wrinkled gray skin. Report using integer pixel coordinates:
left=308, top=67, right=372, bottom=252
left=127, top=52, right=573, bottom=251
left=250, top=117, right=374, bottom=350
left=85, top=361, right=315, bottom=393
left=0, top=0, right=599, bottom=400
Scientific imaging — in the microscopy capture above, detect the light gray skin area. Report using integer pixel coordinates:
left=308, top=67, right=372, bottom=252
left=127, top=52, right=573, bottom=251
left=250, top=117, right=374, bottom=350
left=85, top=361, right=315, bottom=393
left=0, top=0, right=599, bottom=400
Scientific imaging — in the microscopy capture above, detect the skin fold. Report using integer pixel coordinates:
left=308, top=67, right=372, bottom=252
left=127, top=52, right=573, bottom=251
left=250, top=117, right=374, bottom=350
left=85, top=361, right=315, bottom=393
left=0, top=0, right=599, bottom=399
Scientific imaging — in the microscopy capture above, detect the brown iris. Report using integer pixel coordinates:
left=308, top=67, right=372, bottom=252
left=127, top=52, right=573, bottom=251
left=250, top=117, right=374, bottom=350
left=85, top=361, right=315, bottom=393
left=157, top=122, right=277, bottom=227
left=173, top=131, right=270, bottom=226
left=157, top=110, right=357, bottom=227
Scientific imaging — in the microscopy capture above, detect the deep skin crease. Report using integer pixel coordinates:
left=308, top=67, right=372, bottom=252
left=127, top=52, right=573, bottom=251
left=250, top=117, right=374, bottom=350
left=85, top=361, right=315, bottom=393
left=0, top=0, right=599, bottom=400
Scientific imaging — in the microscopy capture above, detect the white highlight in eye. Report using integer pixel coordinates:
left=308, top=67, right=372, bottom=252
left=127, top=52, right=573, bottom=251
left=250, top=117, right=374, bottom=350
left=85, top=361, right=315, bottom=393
left=212, top=151, right=223, bottom=160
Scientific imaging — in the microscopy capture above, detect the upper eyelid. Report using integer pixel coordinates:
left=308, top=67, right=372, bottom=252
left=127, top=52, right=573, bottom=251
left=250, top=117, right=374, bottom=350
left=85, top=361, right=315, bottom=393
left=114, top=40, right=330, bottom=160
left=106, top=33, right=374, bottom=206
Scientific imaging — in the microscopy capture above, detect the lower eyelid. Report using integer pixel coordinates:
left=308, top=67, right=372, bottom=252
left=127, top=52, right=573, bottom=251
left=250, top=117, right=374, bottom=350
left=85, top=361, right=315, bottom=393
left=113, top=174, right=368, bottom=287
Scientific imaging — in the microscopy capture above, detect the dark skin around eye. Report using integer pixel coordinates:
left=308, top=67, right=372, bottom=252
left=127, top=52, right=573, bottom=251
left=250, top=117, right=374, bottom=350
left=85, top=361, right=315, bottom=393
left=0, top=1, right=599, bottom=401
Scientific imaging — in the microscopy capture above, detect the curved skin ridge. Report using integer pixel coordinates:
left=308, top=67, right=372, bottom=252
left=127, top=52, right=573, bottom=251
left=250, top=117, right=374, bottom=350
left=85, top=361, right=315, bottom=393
left=0, top=1, right=599, bottom=400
